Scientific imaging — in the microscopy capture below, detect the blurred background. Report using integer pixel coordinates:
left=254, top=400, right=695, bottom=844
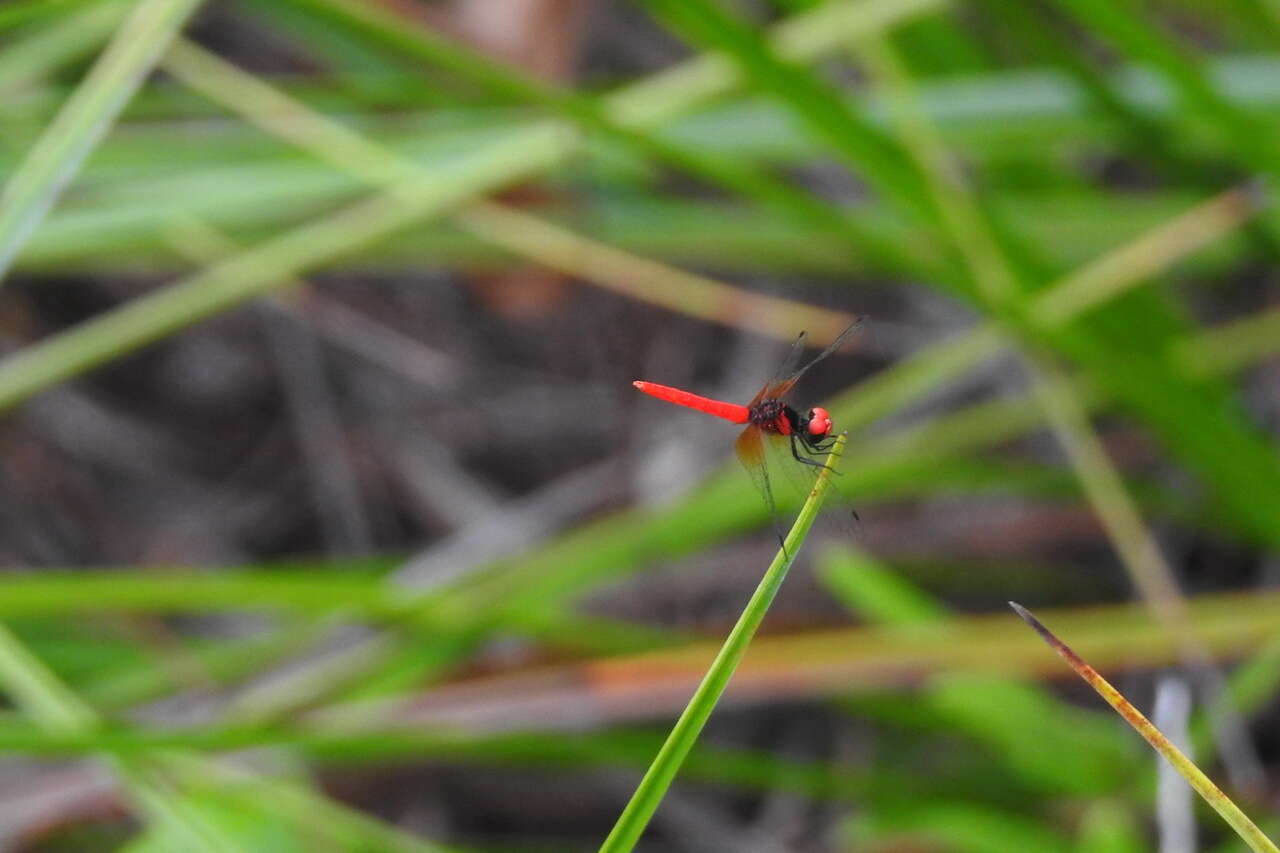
left=1, top=0, right=1279, bottom=849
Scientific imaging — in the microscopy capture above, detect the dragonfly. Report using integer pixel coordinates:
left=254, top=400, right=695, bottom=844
left=633, top=319, right=862, bottom=542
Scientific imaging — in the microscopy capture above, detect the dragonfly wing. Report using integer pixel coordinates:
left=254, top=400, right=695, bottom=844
left=737, top=426, right=857, bottom=549
left=777, top=318, right=864, bottom=392
left=753, top=319, right=863, bottom=403
left=762, top=430, right=862, bottom=546
left=746, top=332, right=808, bottom=406
left=735, top=424, right=793, bottom=551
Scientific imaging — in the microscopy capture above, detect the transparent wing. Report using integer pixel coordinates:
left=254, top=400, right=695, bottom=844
left=769, top=331, right=809, bottom=391
left=749, top=318, right=862, bottom=405
left=746, top=331, right=807, bottom=406
left=771, top=317, right=864, bottom=400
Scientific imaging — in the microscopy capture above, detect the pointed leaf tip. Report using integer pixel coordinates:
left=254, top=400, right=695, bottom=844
left=1008, top=601, right=1054, bottom=646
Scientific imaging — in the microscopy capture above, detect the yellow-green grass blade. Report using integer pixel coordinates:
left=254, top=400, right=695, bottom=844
left=1, top=589, right=1278, bottom=750
left=1012, top=602, right=1279, bottom=853
left=285, top=0, right=946, bottom=130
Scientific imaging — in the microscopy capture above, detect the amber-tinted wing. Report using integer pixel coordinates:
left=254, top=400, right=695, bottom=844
left=734, top=423, right=790, bottom=549
left=736, top=420, right=855, bottom=550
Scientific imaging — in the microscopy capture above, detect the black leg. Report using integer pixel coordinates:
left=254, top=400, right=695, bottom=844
left=801, top=432, right=835, bottom=451
left=790, top=434, right=832, bottom=470
left=791, top=434, right=842, bottom=475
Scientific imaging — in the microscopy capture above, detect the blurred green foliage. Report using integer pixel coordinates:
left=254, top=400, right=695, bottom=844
left=0, top=0, right=1278, bottom=849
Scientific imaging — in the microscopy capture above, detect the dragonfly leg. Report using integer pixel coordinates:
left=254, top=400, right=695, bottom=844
left=790, top=434, right=834, bottom=471
left=794, top=435, right=858, bottom=522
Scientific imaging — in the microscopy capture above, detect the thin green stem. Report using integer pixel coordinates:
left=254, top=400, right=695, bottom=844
left=599, top=434, right=846, bottom=853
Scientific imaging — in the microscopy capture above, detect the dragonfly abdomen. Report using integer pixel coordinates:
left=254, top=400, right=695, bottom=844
left=632, top=381, right=750, bottom=424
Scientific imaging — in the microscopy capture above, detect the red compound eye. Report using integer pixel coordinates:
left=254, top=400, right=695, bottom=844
left=807, top=407, right=832, bottom=436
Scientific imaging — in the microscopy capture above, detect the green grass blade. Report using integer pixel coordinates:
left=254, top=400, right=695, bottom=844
left=162, top=754, right=456, bottom=853
left=0, top=0, right=94, bottom=31
left=847, top=802, right=1075, bottom=853
left=271, top=0, right=930, bottom=275
left=0, top=0, right=944, bottom=411
left=858, top=28, right=1280, bottom=553
left=285, top=0, right=944, bottom=130
left=816, top=545, right=946, bottom=625
left=0, top=121, right=567, bottom=412
left=0, top=0, right=204, bottom=281
left=0, top=0, right=127, bottom=96
left=160, top=39, right=862, bottom=343
left=598, top=434, right=845, bottom=853
left=0, top=622, right=97, bottom=733
left=1050, top=0, right=1271, bottom=168
left=0, top=622, right=237, bottom=851
left=642, top=0, right=934, bottom=224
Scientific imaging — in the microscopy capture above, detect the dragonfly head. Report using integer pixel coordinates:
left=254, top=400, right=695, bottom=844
left=806, top=407, right=833, bottom=437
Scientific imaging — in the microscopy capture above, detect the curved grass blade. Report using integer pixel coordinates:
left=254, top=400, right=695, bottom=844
left=598, top=433, right=846, bottom=853
left=1009, top=602, right=1280, bottom=853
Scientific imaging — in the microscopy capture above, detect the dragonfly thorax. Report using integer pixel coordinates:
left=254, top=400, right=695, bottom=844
left=749, top=399, right=835, bottom=450
left=748, top=398, right=800, bottom=436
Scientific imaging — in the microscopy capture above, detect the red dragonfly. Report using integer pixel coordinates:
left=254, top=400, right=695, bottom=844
left=633, top=320, right=862, bottom=537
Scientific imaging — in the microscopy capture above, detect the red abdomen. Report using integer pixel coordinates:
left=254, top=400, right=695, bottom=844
left=633, top=381, right=750, bottom=424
